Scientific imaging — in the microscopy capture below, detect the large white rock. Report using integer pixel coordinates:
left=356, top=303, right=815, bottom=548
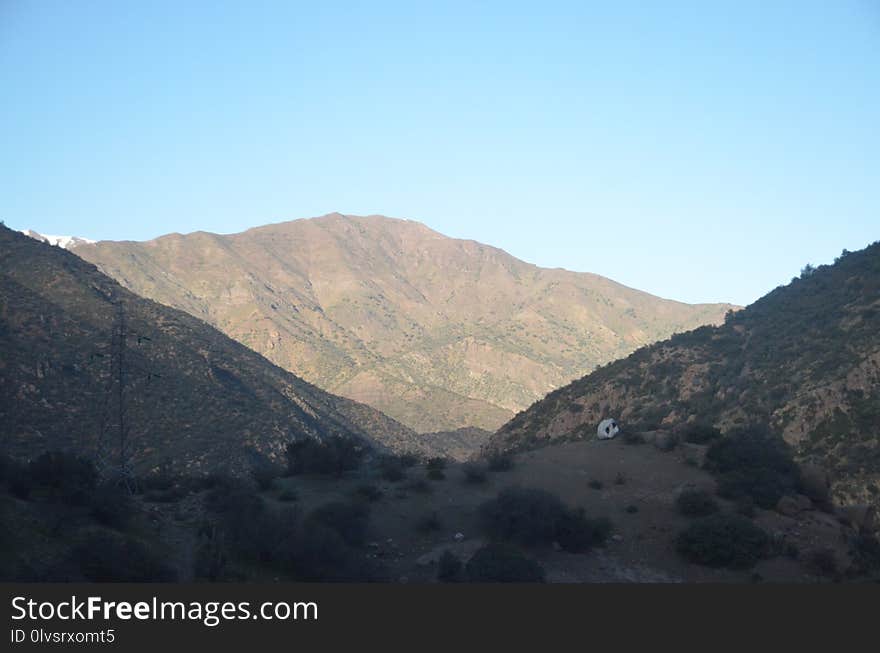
left=597, top=418, right=619, bottom=440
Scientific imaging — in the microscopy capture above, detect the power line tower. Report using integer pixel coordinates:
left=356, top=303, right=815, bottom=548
left=96, top=301, right=155, bottom=493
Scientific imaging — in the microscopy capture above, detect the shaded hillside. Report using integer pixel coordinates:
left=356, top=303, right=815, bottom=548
left=0, top=225, right=419, bottom=474
left=491, top=242, right=880, bottom=509
left=74, top=213, right=735, bottom=432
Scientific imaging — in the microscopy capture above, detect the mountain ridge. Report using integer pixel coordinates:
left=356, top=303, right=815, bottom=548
left=73, top=213, right=737, bottom=432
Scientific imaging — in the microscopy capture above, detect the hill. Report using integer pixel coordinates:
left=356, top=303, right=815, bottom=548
left=490, top=241, right=880, bottom=509
left=0, top=224, right=418, bottom=474
left=73, top=213, right=735, bottom=433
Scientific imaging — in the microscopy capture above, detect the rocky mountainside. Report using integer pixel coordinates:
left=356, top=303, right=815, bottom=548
left=0, top=225, right=418, bottom=474
left=490, top=241, right=880, bottom=509
left=74, top=213, right=735, bottom=433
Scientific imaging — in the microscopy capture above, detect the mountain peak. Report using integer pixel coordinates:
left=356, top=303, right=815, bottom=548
left=73, top=214, right=736, bottom=434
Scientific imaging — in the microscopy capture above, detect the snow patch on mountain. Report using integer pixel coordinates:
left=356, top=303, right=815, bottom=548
left=19, top=229, right=96, bottom=250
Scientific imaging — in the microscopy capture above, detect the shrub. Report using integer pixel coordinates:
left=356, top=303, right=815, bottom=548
left=465, top=544, right=545, bottom=582
left=680, top=423, right=723, bottom=444
left=353, top=483, right=382, bottom=502
left=676, top=514, right=770, bottom=569
left=555, top=509, right=611, bottom=553
left=705, top=427, right=801, bottom=509
left=193, top=523, right=227, bottom=581
left=614, top=472, right=627, bottom=485
left=479, top=487, right=568, bottom=546
left=69, top=531, right=176, bottom=582
left=415, top=511, right=442, bottom=533
left=588, top=480, right=603, bottom=490
left=292, top=524, right=378, bottom=582
left=487, top=452, right=514, bottom=472
left=437, top=551, right=462, bottom=582
left=479, top=487, right=610, bottom=552
left=285, top=436, right=364, bottom=476
left=625, top=504, right=639, bottom=514
left=278, top=488, right=298, bottom=502
left=90, top=483, right=134, bottom=529
left=305, top=501, right=370, bottom=547
left=807, top=549, right=839, bottom=577
left=251, top=459, right=283, bottom=491
left=676, top=489, right=720, bottom=517
left=1, top=455, right=32, bottom=499
left=427, top=468, right=446, bottom=481
left=378, top=455, right=408, bottom=482
left=849, top=534, right=880, bottom=575
left=426, top=457, right=447, bottom=472
left=462, top=462, right=488, bottom=484
left=29, top=451, right=98, bottom=505
left=404, top=478, right=431, bottom=494
left=622, top=431, right=645, bottom=446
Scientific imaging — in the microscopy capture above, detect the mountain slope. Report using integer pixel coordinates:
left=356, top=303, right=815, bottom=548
left=74, top=213, right=735, bottom=432
left=490, top=241, right=880, bottom=508
left=0, top=225, right=418, bottom=473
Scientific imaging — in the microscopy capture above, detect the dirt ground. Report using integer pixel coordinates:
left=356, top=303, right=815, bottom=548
left=268, top=437, right=855, bottom=583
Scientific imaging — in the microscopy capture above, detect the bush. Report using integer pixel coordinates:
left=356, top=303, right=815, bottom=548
left=849, top=534, right=880, bottom=575
left=479, top=487, right=567, bottom=546
left=353, top=483, right=382, bottom=502
left=251, top=459, right=283, bottom=491
left=676, top=514, right=770, bottom=569
left=680, top=423, right=723, bottom=444
left=404, top=478, right=431, bottom=494
left=69, top=531, right=176, bottom=581
left=625, top=504, right=639, bottom=514
left=555, top=509, right=611, bottom=553
left=426, top=468, right=446, bottom=481
left=588, top=480, right=603, bottom=490
left=622, top=431, right=645, bottom=446
left=614, top=472, right=627, bottom=485
left=676, top=489, right=720, bottom=517
left=479, top=487, right=610, bottom=552
left=415, top=511, right=442, bottom=533
left=465, top=544, right=545, bottom=582
left=426, top=457, right=447, bottom=472
left=305, top=501, right=369, bottom=547
left=278, top=488, right=298, bottom=502
left=705, top=428, right=801, bottom=509
left=807, top=548, right=839, bottom=577
left=487, top=453, right=514, bottom=472
left=29, top=451, right=98, bottom=505
left=285, top=436, right=364, bottom=476
left=193, top=523, right=227, bottom=581
left=462, top=462, right=488, bottom=484
left=90, top=483, right=134, bottom=529
left=378, top=455, right=408, bottom=482
left=437, top=551, right=462, bottom=582
left=292, top=524, right=378, bottom=582
left=0, top=455, right=32, bottom=499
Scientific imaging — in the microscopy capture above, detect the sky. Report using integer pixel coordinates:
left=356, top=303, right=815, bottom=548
left=1, top=1, right=878, bottom=306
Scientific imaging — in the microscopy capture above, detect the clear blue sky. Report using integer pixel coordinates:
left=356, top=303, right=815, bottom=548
left=1, top=1, right=878, bottom=306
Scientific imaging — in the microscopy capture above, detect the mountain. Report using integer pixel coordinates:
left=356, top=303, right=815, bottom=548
left=490, top=241, right=880, bottom=509
left=19, top=229, right=95, bottom=250
left=73, top=213, right=736, bottom=433
left=0, top=224, right=418, bottom=474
